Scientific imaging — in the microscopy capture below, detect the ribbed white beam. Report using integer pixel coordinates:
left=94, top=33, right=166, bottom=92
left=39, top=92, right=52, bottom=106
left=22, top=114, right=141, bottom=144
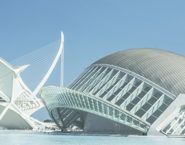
left=90, top=71, right=120, bottom=95
left=98, top=71, right=120, bottom=99
left=78, top=67, right=103, bottom=92
left=93, top=69, right=114, bottom=96
left=130, top=88, right=153, bottom=114
left=114, top=77, right=135, bottom=104
left=165, top=117, right=181, bottom=134
left=172, top=114, right=185, bottom=135
left=104, top=72, right=127, bottom=100
left=83, top=67, right=109, bottom=93
left=179, top=120, right=185, bottom=135
left=120, top=82, right=144, bottom=108
left=73, top=66, right=99, bottom=90
left=110, top=74, right=128, bottom=104
left=71, top=66, right=95, bottom=89
left=167, top=112, right=185, bottom=135
left=142, top=94, right=164, bottom=120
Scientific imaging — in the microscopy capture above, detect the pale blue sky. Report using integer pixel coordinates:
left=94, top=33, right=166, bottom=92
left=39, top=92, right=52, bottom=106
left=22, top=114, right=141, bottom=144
left=1, top=0, right=185, bottom=85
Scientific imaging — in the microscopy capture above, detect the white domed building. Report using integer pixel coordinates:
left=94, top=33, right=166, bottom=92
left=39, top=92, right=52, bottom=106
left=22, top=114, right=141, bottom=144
left=41, top=48, right=185, bottom=136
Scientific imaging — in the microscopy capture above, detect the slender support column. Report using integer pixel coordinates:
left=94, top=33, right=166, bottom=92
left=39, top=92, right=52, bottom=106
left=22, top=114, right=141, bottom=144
left=60, top=32, right=64, bottom=87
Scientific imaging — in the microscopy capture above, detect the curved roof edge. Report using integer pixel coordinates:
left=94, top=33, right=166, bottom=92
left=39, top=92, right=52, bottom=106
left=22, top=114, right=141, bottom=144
left=93, top=48, right=185, bottom=96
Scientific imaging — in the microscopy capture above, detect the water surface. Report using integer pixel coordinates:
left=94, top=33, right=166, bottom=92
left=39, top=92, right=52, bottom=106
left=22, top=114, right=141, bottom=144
left=0, top=131, right=184, bottom=145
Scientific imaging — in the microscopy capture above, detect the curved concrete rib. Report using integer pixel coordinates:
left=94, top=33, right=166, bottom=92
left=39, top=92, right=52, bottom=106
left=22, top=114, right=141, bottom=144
left=33, top=32, right=64, bottom=96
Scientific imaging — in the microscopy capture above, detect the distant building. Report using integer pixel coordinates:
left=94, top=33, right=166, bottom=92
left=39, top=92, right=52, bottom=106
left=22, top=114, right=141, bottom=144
left=41, top=48, right=185, bottom=136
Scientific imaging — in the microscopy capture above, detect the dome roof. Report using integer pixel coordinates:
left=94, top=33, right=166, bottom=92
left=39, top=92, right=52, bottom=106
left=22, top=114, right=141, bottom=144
left=94, top=48, right=185, bottom=96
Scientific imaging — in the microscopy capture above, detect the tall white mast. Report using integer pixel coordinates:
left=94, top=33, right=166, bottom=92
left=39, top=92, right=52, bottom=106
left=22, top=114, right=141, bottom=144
left=60, top=32, right=64, bottom=87
left=33, top=32, right=64, bottom=95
